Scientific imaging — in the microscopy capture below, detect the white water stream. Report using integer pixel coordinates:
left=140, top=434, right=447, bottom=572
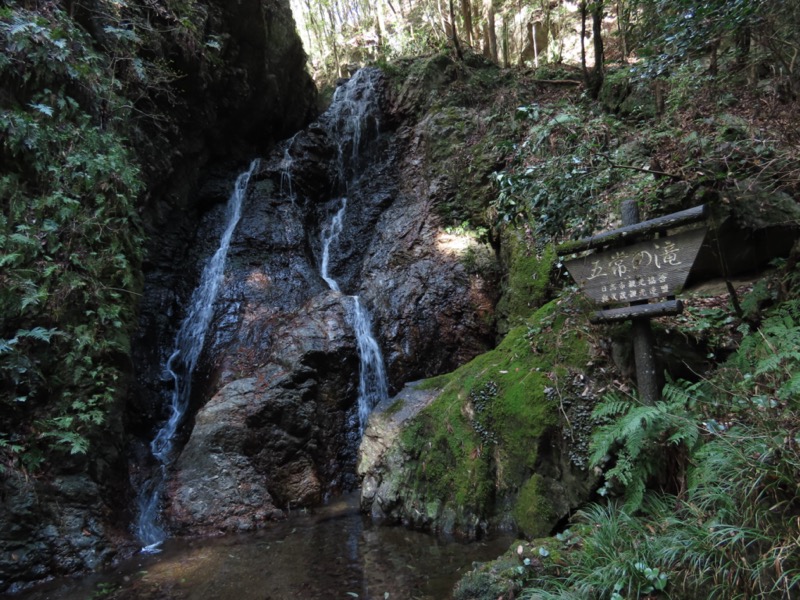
left=319, top=197, right=389, bottom=433
left=279, top=133, right=298, bottom=203
left=135, top=159, right=258, bottom=551
left=319, top=68, right=389, bottom=433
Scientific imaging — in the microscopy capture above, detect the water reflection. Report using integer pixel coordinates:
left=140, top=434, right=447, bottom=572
left=17, top=495, right=513, bottom=600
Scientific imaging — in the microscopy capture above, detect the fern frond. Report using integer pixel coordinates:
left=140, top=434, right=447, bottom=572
left=0, top=337, right=19, bottom=354
left=778, top=373, right=800, bottom=402
left=623, top=477, right=646, bottom=513
left=17, top=327, right=61, bottom=343
left=591, top=392, right=632, bottom=420
left=0, top=252, right=22, bottom=267
left=667, top=423, right=699, bottom=448
left=589, top=423, right=620, bottom=466
left=756, top=354, right=782, bottom=376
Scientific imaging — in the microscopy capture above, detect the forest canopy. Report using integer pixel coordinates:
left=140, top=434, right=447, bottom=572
left=292, top=0, right=799, bottom=99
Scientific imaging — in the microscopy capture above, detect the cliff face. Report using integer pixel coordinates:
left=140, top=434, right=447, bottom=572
left=0, top=0, right=315, bottom=591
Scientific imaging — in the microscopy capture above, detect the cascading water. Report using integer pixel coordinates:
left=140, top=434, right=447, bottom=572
left=352, top=297, right=389, bottom=432
left=318, top=68, right=388, bottom=433
left=135, top=159, right=258, bottom=551
left=328, top=68, right=381, bottom=186
left=319, top=198, right=388, bottom=434
left=279, top=133, right=298, bottom=203
left=319, top=197, right=347, bottom=292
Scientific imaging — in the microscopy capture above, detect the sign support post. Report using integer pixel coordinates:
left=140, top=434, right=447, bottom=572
left=622, top=200, right=660, bottom=405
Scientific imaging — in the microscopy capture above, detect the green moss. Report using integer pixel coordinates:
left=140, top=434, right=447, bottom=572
left=496, top=232, right=556, bottom=333
left=384, top=398, right=405, bottom=416
left=397, top=299, right=590, bottom=526
left=416, top=372, right=453, bottom=390
left=513, top=474, right=554, bottom=538
left=454, top=567, right=520, bottom=600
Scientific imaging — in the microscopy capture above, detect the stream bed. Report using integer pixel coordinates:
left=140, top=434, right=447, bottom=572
left=15, top=494, right=514, bottom=600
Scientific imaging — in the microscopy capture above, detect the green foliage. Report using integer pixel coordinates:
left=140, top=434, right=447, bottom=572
left=522, top=502, right=672, bottom=600
left=626, top=0, right=800, bottom=96
left=490, top=103, right=625, bottom=240
left=496, top=233, right=555, bottom=331
left=0, top=6, right=145, bottom=470
left=732, top=300, right=800, bottom=402
left=631, top=0, right=762, bottom=75
left=521, top=299, right=800, bottom=599
left=589, top=381, right=702, bottom=512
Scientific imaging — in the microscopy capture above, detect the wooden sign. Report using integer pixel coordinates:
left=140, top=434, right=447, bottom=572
left=557, top=202, right=708, bottom=405
left=564, top=227, right=706, bottom=306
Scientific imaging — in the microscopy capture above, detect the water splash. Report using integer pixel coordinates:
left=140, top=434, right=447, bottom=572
left=135, top=159, right=259, bottom=551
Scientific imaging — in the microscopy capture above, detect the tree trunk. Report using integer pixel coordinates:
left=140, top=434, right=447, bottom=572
left=616, top=0, right=628, bottom=60
left=375, top=0, right=388, bottom=52
left=579, top=1, right=588, bottom=80
left=449, top=0, right=464, bottom=59
left=502, top=15, right=509, bottom=67
left=591, top=0, right=604, bottom=92
left=484, top=0, right=498, bottom=63
left=461, top=0, right=473, bottom=47
left=581, top=0, right=604, bottom=99
left=325, top=6, right=342, bottom=77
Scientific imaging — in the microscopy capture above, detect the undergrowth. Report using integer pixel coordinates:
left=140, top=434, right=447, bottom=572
left=520, top=298, right=800, bottom=599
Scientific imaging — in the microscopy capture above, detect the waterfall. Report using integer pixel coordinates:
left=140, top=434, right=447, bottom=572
left=318, top=69, right=388, bottom=433
left=320, top=198, right=347, bottom=292
left=280, top=133, right=298, bottom=203
left=135, top=159, right=258, bottom=551
left=319, top=199, right=388, bottom=434
left=328, top=67, right=381, bottom=186
left=352, top=297, right=389, bottom=432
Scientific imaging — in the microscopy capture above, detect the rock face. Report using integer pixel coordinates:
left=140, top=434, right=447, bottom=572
left=0, top=474, right=129, bottom=594
left=157, top=68, right=500, bottom=534
left=166, top=293, right=359, bottom=534
left=129, top=0, right=316, bottom=436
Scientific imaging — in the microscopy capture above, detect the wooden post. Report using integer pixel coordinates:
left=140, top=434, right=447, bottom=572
left=621, top=200, right=660, bottom=404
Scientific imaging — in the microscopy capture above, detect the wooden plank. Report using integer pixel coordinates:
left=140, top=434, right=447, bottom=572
left=590, top=300, right=684, bottom=324
left=564, top=227, right=707, bottom=305
left=556, top=205, right=707, bottom=255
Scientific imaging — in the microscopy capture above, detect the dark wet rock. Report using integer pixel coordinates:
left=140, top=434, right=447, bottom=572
left=166, top=293, right=359, bottom=533
left=678, top=180, right=800, bottom=286
left=0, top=474, right=130, bottom=593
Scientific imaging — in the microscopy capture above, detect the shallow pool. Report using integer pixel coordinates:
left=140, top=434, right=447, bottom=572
left=15, top=494, right=513, bottom=600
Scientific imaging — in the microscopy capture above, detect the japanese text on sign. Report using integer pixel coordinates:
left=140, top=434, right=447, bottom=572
left=563, top=228, right=707, bottom=306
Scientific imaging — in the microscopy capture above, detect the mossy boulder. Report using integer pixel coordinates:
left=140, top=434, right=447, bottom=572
left=359, top=297, right=600, bottom=538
